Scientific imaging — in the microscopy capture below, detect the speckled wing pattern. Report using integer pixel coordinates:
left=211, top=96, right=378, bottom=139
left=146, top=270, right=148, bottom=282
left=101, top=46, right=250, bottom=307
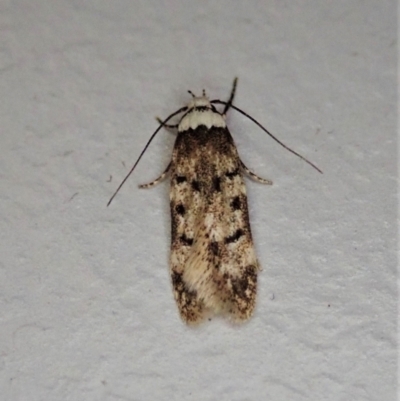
left=169, top=125, right=259, bottom=324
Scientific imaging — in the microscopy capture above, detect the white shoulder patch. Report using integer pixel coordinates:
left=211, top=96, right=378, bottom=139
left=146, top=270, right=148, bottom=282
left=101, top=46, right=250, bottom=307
left=178, top=96, right=226, bottom=131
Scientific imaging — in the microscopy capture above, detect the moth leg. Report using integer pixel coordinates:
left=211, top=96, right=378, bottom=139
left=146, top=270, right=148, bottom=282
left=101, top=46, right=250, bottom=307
left=240, top=160, right=273, bottom=185
left=156, top=117, right=178, bottom=130
left=139, top=162, right=171, bottom=188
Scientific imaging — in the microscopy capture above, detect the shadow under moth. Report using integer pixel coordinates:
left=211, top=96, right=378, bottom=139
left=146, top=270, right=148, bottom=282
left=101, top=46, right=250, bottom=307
left=108, top=78, right=321, bottom=324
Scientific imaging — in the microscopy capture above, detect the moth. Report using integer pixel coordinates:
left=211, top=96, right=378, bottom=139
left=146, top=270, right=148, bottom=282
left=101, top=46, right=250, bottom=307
left=108, top=78, right=321, bottom=324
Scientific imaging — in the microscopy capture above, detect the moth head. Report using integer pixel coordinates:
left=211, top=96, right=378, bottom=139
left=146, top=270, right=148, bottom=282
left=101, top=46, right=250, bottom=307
left=186, top=89, right=212, bottom=111
left=187, top=96, right=212, bottom=110
left=178, top=89, right=225, bottom=131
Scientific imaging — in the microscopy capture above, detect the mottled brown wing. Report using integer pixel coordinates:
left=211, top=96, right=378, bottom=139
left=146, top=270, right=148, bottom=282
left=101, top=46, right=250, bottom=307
left=169, top=126, right=259, bottom=323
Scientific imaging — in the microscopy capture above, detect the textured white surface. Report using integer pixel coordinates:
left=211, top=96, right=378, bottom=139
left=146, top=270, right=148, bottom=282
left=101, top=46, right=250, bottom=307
left=0, top=1, right=396, bottom=400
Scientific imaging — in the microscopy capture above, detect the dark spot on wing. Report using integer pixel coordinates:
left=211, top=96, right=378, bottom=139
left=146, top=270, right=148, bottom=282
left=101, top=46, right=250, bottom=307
left=225, top=229, right=244, bottom=244
left=231, top=196, right=241, bottom=210
left=180, top=234, right=193, bottom=246
left=209, top=241, right=219, bottom=256
left=226, top=168, right=239, bottom=179
left=175, top=204, right=185, bottom=216
left=176, top=175, right=187, bottom=184
left=231, top=278, right=248, bottom=299
left=212, top=176, right=221, bottom=192
left=171, top=271, right=183, bottom=287
left=231, top=265, right=257, bottom=300
left=191, top=180, right=200, bottom=192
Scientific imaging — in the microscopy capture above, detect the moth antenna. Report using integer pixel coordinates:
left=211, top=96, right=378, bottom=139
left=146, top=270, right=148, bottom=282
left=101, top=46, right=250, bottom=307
left=155, top=116, right=178, bottom=129
left=188, top=90, right=195, bottom=98
left=107, top=106, right=187, bottom=206
left=222, top=77, right=238, bottom=115
left=211, top=100, right=322, bottom=174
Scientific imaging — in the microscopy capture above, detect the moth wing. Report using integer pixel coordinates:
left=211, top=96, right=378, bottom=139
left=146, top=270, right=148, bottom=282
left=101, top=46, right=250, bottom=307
left=169, top=154, right=208, bottom=324
left=182, top=145, right=259, bottom=321
left=170, top=126, right=260, bottom=323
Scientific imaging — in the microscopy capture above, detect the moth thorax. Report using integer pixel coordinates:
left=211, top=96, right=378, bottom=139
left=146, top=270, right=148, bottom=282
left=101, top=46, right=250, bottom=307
left=179, top=97, right=226, bottom=131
